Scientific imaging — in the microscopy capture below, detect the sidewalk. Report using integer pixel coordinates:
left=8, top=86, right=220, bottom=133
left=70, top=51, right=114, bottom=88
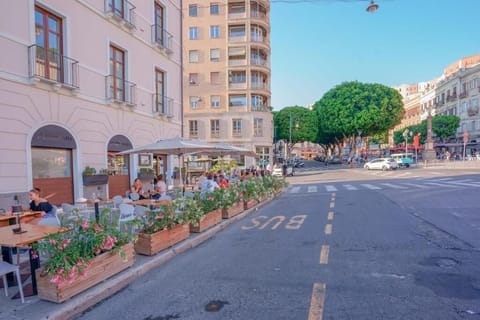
left=416, top=159, right=480, bottom=170
left=0, top=198, right=275, bottom=320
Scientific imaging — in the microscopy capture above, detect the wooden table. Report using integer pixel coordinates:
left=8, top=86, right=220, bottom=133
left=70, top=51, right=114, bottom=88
left=127, top=199, right=172, bottom=207
left=0, top=211, right=43, bottom=227
left=0, top=224, right=61, bottom=295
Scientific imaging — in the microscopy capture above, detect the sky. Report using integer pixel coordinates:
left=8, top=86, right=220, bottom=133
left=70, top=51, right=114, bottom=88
left=269, top=0, right=480, bottom=110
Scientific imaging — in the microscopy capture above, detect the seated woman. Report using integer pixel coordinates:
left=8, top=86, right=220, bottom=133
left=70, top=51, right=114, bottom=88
left=130, top=178, right=147, bottom=200
left=154, top=174, right=167, bottom=199
left=28, top=187, right=58, bottom=226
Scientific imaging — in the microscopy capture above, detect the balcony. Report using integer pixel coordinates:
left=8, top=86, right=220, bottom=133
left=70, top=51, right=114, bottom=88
left=211, top=131, right=220, bottom=139
left=251, top=82, right=268, bottom=90
left=228, top=58, right=247, bottom=67
left=229, top=82, right=247, bottom=90
left=251, top=105, right=272, bottom=112
left=459, top=91, right=467, bottom=99
left=251, top=10, right=267, bottom=20
left=446, top=94, right=457, bottom=102
left=189, top=131, right=198, bottom=139
left=232, top=130, right=243, bottom=137
left=104, top=0, right=136, bottom=29
left=151, top=24, right=173, bottom=54
left=152, top=93, right=174, bottom=117
left=105, top=75, right=136, bottom=106
left=28, top=45, right=79, bottom=88
left=251, top=57, right=269, bottom=67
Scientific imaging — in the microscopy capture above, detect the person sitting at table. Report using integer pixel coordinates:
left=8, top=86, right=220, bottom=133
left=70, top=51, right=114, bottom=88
left=155, top=174, right=167, bottom=198
left=28, top=187, right=58, bottom=226
left=218, top=174, right=229, bottom=188
left=130, top=178, right=147, bottom=200
left=200, top=173, right=219, bottom=196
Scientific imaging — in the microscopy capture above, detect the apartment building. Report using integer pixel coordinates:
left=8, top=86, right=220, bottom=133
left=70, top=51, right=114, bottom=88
left=182, top=1, right=273, bottom=167
left=0, top=0, right=182, bottom=209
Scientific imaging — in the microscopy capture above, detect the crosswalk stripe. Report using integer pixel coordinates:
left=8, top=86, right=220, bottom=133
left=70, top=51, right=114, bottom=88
left=290, top=186, right=301, bottom=193
left=433, top=177, right=454, bottom=181
left=447, top=181, right=480, bottom=188
left=380, top=183, right=407, bottom=189
left=395, top=172, right=411, bottom=177
left=361, top=184, right=382, bottom=190
left=401, top=182, right=430, bottom=189
left=308, top=186, right=318, bottom=193
left=343, top=184, right=357, bottom=190
left=325, top=185, right=338, bottom=192
left=423, top=182, right=459, bottom=188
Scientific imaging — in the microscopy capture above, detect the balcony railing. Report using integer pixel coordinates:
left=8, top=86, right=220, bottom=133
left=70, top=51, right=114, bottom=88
left=211, top=131, right=220, bottom=138
left=152, top=93, right=174, bottom=117
left=251, top=105, right=272, bottom=112
left=251, top=57, right=268, bottom=67
left=104, top=0, right=136, bottom=28
left=232, top=130, right=242, bottom=137
left=251, top=82, right=268, bottom=90
left=151, top=24, right=173, bottom=53
left=28, top=45, right=79, bottom=88
left=250, top=10, right=267, bottom=20
left=459, top=91, right=467, bottom=99
left=105, top=75, right=136, bottom=106
left=189, top=131, right=198, bottom=138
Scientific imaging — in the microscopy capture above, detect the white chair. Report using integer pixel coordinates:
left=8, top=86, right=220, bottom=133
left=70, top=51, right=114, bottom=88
left=118, top=204, right=135, bottom=233
left=0, top=261, right=24, bottom=303
left=133, top=205, right=148, bottom=217
left=38, top=205, right=60, bottom=227
left=129, top=193, right=140, bottom=201
left=112, top=195, right=123, bottom=208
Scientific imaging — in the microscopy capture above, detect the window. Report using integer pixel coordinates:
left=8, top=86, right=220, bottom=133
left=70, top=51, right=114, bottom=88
left=109, top=45, right=125, bottom=101
left=154, top=2, right=165, bottom=45
left=211, top=95, right=220, bottom=108
left=108, top=0, right=125, bottom=18
left=232, top=119, right=242, bottom=136
left=35, top=6, right=63, bottom=82
left=189, top=27, right=199, bottom=40
left=210, top=48, right=220, bottom=62
left=254, top=118, right=263, bottom=137
left=32, top=148, right=72, bottom=178
left=189, top=4, right=198, bottom=16
left=229, top=4, right=245, bottom=14
left=229, top=71, right=246, bottom=83
left=210, top=25, right=220, bottom=39
left=229, top=26, right=246, bottom=38
left=211, top=120, right=220, bottom=138
left=155, top=69, right=165, bottom=113
left=210, top=3, right=219, bottom=15
left=256, top=146, right=270, bottom=166
left=251, top=25, right=265, bottom=42
left=189, top=120, right=198, bottom=137
left=229, top=95, right=246, bottom=107
left=189, top=96, right=201, bottom=109
left=189, top=50, right=199, bottom=63
left=210, top=72, right=220, bottom=84
left=189, top=73, right=198, bottom=85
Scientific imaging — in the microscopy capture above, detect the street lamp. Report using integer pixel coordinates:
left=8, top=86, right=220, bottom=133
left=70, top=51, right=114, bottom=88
left=357, top=129, right=362, bottom=159
left=402, top=129, right=412, bottom=159
left=289, top=112, right=299, bottom=160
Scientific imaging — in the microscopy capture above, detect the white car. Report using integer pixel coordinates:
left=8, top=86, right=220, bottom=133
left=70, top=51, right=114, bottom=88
left=364, top=158, right=398, bottom=171
left=271, top=167, right=284, bottom=177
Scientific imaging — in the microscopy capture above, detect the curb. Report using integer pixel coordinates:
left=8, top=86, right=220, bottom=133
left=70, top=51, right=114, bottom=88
left=41, top=194, right=279, bottom=320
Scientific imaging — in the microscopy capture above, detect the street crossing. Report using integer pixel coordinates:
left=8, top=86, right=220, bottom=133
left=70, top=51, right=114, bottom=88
left=286, top=177, right=480, bottom=194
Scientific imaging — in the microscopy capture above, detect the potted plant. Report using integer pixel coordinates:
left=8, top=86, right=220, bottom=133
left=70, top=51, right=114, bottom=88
left=219, top=185, right=244, bottom=219
left=33, top=209, right=135, bottom=303
left=137, top=167, right=155, bottom=181
left=134, top=202, right=190, bottom=256
left=186, top=191, right=222, bottom=233
left=82, top=166, right=109, bottom=186
left=239, top=179, right=260, bottom=209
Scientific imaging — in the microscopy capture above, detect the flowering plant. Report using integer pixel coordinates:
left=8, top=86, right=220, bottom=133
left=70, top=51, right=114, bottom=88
left=135, top=202, right=188, bottom=235
left=217, top=184, right=242, bottom=210
left=33, top=208, right=134, bottom=286
left=198, top=189, right=223, bottom=214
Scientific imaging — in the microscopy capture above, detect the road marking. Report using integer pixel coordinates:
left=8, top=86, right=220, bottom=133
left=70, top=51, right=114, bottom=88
left=329, top=202, right=335, bottom=208
left=380, top=183, right=407, bottom=189
left=308, top=283, right=326, bottom=320
left=327, top=211, right=334, bottom=220
left=423, top=182, right=459, bottom=188
left=343, top=184, right=357, bottom=190
left=395, top=172, right=411, bottom=177
left=331, top=192, right=336, bottom=198
left=401, top=182, right=430, bottom=189
left=447, top=181, right=480, bottom=188
left=290, top=186, right=301, bottom=193
left=326, top=185, right=337, bottom=192
left=308, top=186, right=318, bottom=193
left=433, top=177, right=454, bottom=181
left=320, top=245, right=330, bottom=264
left=325, top=224, right=332, bottom=234
left=361, top=184, right=382, bottom=190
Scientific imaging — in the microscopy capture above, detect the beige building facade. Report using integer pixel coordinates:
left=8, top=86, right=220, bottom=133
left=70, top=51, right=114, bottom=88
left=0, top=0, right=182, bottom=209
left=182, top=1, right=273, bottom=167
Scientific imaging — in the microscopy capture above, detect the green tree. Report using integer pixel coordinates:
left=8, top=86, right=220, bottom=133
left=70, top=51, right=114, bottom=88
left=274, top=106, right=319, bottom=156
left=314, top=81, right=404, bottom=153
left=393, top=115, right=459, bottom=145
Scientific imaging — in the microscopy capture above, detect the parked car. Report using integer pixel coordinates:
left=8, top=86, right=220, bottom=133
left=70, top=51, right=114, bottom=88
left=390, top=153, right=414, bottom=168
left=364, top=158, right=398, bottom=171
left=271, top=166, right=284, bottom=177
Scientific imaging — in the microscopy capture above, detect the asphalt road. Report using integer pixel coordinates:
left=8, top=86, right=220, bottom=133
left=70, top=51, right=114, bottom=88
left=77, top=168, right=480, bottom=320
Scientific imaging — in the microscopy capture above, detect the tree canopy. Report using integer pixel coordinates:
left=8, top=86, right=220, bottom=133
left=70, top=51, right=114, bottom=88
left=393, top=115, right=460, bottom=145
left=273, top=106, right=318, bottom=151
left=313, top=81, right=405, bottom=145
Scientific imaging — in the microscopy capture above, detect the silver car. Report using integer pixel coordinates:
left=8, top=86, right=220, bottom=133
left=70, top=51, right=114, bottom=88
left=364, top=158, right=398, bottom=171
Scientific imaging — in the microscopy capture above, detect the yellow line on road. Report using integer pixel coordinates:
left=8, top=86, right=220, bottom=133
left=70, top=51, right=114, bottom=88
left=308, top=283, right=326, bottom=320
left=325, top=224, right=332, bottom=235
left=329, top=202, right=335, bottom=208
left=327, top=211, right=334, bottom=220
left=320, top=245, right=330, bottom=264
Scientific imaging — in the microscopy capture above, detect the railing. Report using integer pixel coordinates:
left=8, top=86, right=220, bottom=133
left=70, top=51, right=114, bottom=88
left=232, top=130, right=243, bottom=137
left=254, top=129, right=263, bottom=137
left=28, top=45, right=79, bottom=88
left=251, top=57, right=268, bottom=66
left=105, top=75, right=136, bottom=106
left=211, top=131, right=220, bottom=138
left=104, top=0, right=136, bottom=28
left=251, top=105, right=271, bottom=112
left=459, top=91, right=467, bottom=99
left=250, top=10, right=267, bottom=20
left=189, top=131, right=198, bottom=138
left=152, top=93, right=173, bottom=116
left=151, top=24, right=173, bottom=53
left=251, top=82, right=268, bottom=90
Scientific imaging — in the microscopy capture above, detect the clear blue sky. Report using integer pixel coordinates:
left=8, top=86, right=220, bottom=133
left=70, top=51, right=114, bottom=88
left=270, top=0, right=480, bottom=110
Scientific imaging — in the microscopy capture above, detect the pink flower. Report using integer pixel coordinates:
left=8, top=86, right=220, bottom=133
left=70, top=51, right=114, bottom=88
left=81, top=220, right=89, bottom=230
left=49, top=239, right=57, bottom=245
left=101, top=235, right=117, bottom=251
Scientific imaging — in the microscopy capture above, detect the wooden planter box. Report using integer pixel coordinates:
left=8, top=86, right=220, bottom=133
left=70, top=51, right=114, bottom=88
left=222, top=202, right=244, bottom=219
left=243, top=199, right=257, bottom=210
left=135, top=223, right=189, bottom=256
left=82, top=174, right=109, bottom=186
left=36, top=243, right=135, bottom=303
left=189, top=208, right=222, bottom=233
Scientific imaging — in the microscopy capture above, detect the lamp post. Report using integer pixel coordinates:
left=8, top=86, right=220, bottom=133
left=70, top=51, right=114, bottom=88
left=463, top=130, right=469, bottom=161
left=357, top=129, right=362, bottom=160
left=288, top=112, right=298, bottom=161
left=402, top=128, right=412, bottom=159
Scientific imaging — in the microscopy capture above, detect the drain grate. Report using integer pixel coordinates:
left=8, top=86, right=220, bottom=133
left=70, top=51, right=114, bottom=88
left=205, top=300, right=229, bottom=312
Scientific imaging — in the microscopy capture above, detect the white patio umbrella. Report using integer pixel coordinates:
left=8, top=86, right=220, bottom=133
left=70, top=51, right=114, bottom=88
left=191, top=142, right=257, bottom=173
left=119, top=137, right=227, bottom=187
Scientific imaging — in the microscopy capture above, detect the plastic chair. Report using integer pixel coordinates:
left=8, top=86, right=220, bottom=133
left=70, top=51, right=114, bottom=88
left=129, top=193, right=140, bottom=201
left=118, top=204, right=135, bottom=233
left=133, top=205, right=148, bottom=217
left=0, top=261, right=24, bottom=303
left=112, top=195, right=123, bottom=208
left=38, top=205, right=60, bottom=227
